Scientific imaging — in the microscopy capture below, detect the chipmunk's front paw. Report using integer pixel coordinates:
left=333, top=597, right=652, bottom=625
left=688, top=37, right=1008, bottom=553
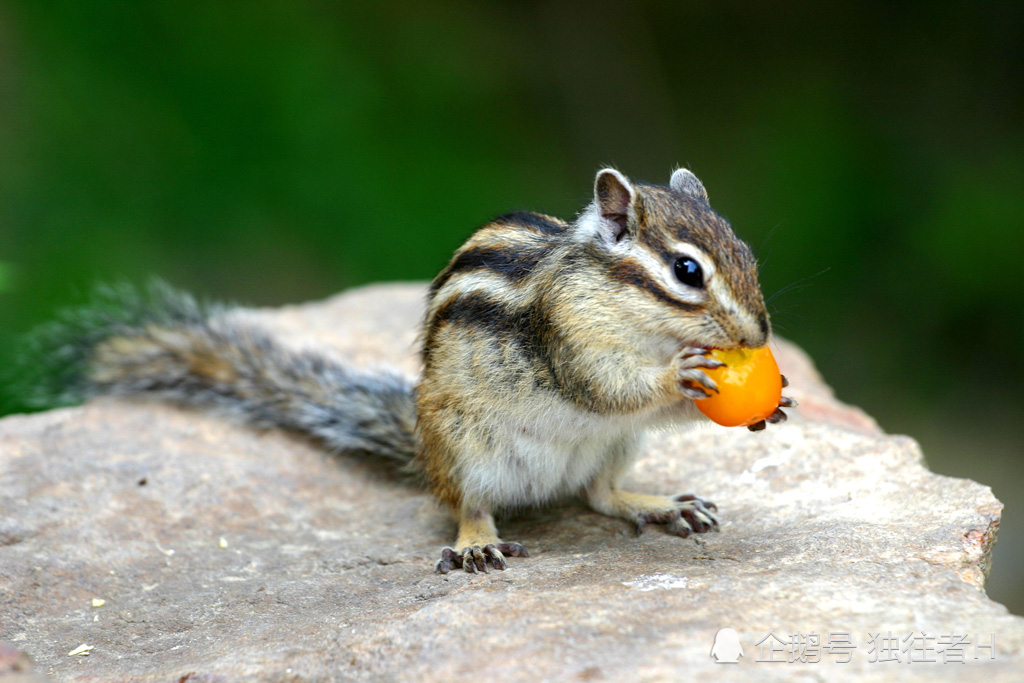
left=747, top=375, right=798, bottom=432
left=435, top=542, right=529, bottom=574
left=675, top=347, right=725, bottom=399
left=635, top=493, right=720, bottom=538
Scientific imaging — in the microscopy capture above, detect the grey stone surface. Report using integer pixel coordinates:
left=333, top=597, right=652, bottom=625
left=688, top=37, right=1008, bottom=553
left=1, top=283, right=1021, bottom=682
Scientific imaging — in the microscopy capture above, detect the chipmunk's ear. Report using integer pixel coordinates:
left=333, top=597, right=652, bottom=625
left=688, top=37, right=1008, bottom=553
left=594, top=168, right=636, bottom=242
left=670, top=167, right=709, bottom=203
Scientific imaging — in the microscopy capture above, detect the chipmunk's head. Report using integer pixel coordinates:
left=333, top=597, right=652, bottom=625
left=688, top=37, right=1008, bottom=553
left=575, top=167, right=769, bottom=350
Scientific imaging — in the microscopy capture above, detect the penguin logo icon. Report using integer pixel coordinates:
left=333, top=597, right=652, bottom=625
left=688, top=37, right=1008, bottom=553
left=711, top=628, right=744, bottom=663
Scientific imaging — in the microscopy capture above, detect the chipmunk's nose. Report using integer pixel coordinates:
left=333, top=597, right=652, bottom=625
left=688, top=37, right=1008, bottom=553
left=740, top=311, right=770, bottom=348
left=757, top=311, right=770, bottom=342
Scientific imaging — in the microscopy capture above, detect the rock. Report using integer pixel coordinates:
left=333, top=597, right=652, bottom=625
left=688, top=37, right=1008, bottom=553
left=1, top=282, right=1021, bottom=682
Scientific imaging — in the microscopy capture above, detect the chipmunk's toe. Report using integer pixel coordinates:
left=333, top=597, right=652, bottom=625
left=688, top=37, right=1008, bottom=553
left=496, top=542, right=529, bottom=558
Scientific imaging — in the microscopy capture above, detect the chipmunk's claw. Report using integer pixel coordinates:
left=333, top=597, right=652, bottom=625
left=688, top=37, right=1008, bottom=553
left=434, top=542, right=528, bottom=574
left=676, top=347, right=721, bottom=399
left=679, top=347, right=726, bottom=369
left=679, top=379, right=712, bottom=399
left=747, top=395, right=797, bottom=431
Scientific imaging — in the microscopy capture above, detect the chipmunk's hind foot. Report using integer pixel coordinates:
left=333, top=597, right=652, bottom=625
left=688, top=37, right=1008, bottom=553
left=435, top=542, right=529, bottom=574
left=598, top=490, right=720, bottom=538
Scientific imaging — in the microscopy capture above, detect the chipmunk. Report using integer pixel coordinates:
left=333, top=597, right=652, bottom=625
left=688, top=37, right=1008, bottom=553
left=25, top=167, right=792, bottom=574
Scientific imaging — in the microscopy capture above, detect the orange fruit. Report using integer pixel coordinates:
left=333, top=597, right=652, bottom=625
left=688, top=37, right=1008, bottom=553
left=695, top=346, right=782, bottom=427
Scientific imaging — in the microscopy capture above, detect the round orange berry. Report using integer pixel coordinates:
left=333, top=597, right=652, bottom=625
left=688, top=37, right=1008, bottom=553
left=695, top=346, right=783, bottom=427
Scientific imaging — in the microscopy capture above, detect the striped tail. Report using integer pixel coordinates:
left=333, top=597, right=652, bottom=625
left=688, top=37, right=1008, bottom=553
left=19, top=282, right=418, bottom=466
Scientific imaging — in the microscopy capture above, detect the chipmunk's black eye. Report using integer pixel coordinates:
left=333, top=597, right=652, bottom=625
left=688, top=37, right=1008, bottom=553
left=673, top=257, right=704, bottom=289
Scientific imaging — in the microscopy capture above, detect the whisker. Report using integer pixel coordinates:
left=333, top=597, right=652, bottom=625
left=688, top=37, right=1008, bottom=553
left=755, top=219, right=787, bottom=272
left=766, top=267, right=831, bottom=305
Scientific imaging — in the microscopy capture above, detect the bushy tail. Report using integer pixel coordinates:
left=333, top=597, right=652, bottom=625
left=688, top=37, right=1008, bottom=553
left=19, top=282, right=418, bottom=465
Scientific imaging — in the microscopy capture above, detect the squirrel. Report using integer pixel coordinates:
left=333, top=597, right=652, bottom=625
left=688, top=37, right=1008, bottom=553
left=23, top=167, right=793, bottom=574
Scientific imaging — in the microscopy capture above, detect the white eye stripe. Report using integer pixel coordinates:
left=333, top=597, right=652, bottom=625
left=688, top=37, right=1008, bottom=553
left=629, top=243, right=670, bottom=277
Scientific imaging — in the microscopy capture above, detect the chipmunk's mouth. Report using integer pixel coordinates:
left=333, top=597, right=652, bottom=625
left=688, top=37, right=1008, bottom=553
left=707, top=342, right=747, bottom=351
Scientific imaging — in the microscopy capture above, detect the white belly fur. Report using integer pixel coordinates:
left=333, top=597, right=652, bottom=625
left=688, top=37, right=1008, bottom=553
left=454, top=392, right=692, bottom=509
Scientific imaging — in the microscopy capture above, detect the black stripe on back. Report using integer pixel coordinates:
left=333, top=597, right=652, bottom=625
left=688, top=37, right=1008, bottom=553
left=423, top=292, right=558, bottom=388
left=428, top=245, right=545, bottom=298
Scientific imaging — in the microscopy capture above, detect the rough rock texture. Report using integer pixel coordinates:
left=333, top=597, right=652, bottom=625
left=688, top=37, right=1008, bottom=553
left=1, top=283, right=1021, bottom=682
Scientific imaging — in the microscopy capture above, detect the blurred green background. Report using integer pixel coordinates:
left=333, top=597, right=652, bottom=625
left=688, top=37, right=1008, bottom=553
left=1, top=3, right=1021, bottom=612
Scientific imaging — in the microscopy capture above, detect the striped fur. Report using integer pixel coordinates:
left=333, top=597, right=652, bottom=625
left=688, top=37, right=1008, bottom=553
left=417, top=169, right=769, bottom=533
